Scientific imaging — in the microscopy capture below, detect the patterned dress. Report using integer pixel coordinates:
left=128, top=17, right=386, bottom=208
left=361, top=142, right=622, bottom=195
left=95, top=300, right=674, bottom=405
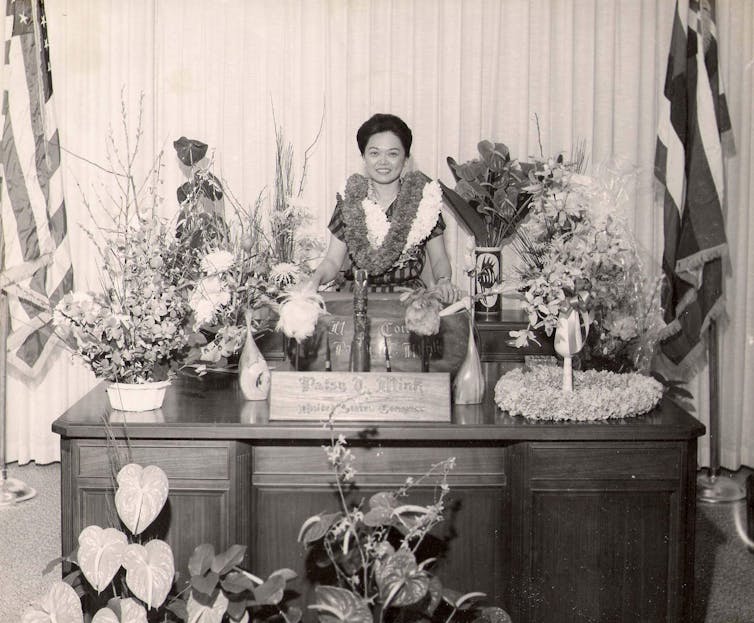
left=328, top=192, right=445, bottom=292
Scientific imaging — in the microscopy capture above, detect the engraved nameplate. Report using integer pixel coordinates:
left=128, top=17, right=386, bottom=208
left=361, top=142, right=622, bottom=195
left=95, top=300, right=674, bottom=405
left=269, top=371, right=451, bottom=422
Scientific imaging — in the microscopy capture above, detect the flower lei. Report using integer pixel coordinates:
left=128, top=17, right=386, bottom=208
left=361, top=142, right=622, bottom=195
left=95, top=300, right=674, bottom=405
left=494, top=365, right=664, bottom=421
left=338, top=171, right=442, bottom=275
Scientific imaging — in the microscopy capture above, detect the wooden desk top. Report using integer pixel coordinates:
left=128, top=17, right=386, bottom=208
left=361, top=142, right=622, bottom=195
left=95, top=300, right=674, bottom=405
left=53, top=375, right=705, bottom=443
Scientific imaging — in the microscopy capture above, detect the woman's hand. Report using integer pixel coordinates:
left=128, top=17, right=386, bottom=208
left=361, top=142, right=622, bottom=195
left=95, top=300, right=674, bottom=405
left=432, top=276, right=458, bottom=305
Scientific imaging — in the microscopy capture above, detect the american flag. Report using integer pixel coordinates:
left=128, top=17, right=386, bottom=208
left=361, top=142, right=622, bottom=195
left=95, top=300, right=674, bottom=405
left=654, top=0, right=733, bottom=370
left=1, top=0, right=73, bottom=378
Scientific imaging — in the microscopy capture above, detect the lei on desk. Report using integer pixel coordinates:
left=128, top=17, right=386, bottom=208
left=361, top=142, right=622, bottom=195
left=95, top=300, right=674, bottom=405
left=338, top=171, right=442, bottom=275
left=494, top=365, right=664, bottom=421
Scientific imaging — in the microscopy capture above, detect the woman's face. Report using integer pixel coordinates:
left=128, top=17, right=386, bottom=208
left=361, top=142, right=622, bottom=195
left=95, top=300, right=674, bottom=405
left=362, top=131, right=407, bottom=185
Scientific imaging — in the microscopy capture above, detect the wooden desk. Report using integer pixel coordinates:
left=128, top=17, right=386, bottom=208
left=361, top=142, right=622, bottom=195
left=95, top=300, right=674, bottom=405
left=53, top=375, right=703, bottom=623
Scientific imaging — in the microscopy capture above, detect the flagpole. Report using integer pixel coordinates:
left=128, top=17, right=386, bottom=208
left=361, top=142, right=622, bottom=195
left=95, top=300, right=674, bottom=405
left=0, top=290, right=37, bottom=507
left=697, top=319, right=744, bottom=503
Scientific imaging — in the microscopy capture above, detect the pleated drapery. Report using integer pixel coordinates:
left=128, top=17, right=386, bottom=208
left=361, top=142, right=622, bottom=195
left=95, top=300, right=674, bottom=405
left=3, top=0, right=752, bottom=468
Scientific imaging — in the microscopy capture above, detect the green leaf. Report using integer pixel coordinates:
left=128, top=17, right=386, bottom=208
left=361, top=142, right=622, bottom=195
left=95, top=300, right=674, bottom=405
left=298, top=512, right=340, bottom=544
left=221, top=570, right=256, bottom=594
left=189, top=544, right=215, bottom=577
left=174, top=137, right=208, bottom=166
left=201, top=173, right=224, bottom=201
left=211, top=544, right=247, bottom=575
left=473, top=606, right=513, bottom=623
left=374, top=549, right=429, bottom=607
left=251, top=572, right=286, bottom=605
left=309, top=586, right=371, bottom=623
left=192, top=570, right=220, bottom=595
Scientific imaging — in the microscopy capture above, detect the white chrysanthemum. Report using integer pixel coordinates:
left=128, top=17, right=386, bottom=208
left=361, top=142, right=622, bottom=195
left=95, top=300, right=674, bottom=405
left=362, top=198, right=390, bottom=248
left=404, top=180, right=442, bottom=250
left=269, top=262, right=302, bottom=288
left=189, top=276, right=231, bottom=327
left=200, top=250, right=235, bottom=274
left=276, top=287, right=326, bottom=340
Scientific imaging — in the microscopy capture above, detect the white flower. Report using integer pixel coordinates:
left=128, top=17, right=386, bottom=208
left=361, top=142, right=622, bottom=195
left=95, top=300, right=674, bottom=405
left=269, top=262, right=301, bottom=288
left=200, top=250, right=235, bottom=274
left=276, top=287, right=326, bottom=340
left=190, top=276, right=231, bottom=327
left=362, top=198, right=390, bottom=248
left=404, top=180, right=442, bottom=250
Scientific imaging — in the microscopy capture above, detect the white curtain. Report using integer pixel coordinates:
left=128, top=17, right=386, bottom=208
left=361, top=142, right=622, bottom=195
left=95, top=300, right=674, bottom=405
left=5, top=0, right=752, bottom=468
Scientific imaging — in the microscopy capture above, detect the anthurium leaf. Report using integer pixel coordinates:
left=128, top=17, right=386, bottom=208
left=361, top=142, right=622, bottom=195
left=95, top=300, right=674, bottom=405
left=374, top=549, right=429, bottom=607
left=439, top=181, right=488, bottom=243
left=192, top=570, right=220, bottom=595
left=92, top=598, right=148, bottom=623
left=91, top=607, right=119, bottom=623
left=211, top=544, right=246, bottom=575
left=186, top=588, right=229, bottom=623
left=177, top=181, right=193, bottom=205
left=270, top=567, right=298, bottom=582
left=221, top=570, right=256, bottom=594
left=225, top=596, right=248, bottom=622
left=122, top=540, right=175, bottom=609
left=77, top=525, right=128, bottom=593
left=472, top=606, right=513, bottom=623
left=115, top=464, right=169, bottom=536
left=200, top=173, right=223, bottom=201
left=297, top=512, right=340, bottom=544
left=251, top=572, right=285, bottom=605
left=310, top=586, right=371, bottom=623
left=174, top=136, right=208, bottom=166
left=454, top=591, right=487, bottom=609
left=21, top=580, right=83, bottom=623
left=189, top=543, right=215, bottom=577
left=284, top=606, right=303, bottom=623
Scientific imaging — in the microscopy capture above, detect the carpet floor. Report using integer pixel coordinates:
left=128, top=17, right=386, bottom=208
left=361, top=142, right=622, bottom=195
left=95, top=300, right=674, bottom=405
left=1, top=463, right=753, bottom=622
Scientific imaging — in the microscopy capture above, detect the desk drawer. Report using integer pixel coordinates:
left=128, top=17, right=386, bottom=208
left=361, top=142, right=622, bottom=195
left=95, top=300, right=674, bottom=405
left=529, top=443, right=681, bottom=480
left=254, top=445, right=506, bottom=486
left=77, top=441, right=230, bottom=480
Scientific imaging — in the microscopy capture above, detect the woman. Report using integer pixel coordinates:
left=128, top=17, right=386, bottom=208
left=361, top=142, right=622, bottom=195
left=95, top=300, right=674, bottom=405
left=307, top=113, right=457, bottom=303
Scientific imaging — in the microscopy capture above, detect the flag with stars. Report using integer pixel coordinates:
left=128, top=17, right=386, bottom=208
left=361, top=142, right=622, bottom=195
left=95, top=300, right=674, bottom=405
left=1, top=0, right=73, bottom=378
left=654, top=0, right=733, bottom=371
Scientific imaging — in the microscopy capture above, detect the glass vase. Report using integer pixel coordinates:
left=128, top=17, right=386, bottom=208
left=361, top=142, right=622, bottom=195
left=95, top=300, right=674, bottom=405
left=453, top=309, right=485, bottom=404
left=238, top=319, right=271, bottom=401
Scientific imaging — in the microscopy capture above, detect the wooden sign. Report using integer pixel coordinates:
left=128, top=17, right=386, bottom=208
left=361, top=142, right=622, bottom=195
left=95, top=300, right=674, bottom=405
left=269, top=371, right=451, bottom=422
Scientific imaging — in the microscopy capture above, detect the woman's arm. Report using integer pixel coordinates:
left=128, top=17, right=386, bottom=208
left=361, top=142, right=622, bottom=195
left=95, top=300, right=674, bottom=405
left=425, top=235, right=457, bottom=303
left=306, top=235, right=348, bottom=290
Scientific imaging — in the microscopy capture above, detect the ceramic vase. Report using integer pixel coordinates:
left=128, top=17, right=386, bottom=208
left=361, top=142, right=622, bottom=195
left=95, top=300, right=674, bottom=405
left=453, top=310, right=485, bottom=404
left=106, top=380, right=170, bottom=412
left=474, top=246, right=503, bottom=322
left=238, top=319, right=271, bottom=401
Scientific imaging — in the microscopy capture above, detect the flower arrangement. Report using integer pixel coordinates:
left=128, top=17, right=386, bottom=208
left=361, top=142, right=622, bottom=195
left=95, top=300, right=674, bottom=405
left=443, top=141, right=533, bottom=247
left=54, top=218, right=193, bottom=383
left=494, top=364, right=664, bottom=421
left=52, top=106, right=197, bottom=384
left=508, top=151, right=663, bottom=372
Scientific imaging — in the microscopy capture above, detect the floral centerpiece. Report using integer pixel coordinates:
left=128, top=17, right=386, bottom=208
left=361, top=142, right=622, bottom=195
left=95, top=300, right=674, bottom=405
left=53, top=217, right=193, bottom=385
left=443, top=140, right=533, bottom=248
left=508, top=152, right=663, bottom=373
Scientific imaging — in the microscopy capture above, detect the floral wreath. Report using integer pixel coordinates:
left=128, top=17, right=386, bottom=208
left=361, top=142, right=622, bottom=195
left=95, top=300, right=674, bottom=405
left=494, top=365, right=664, bottom=421
left=338, top=171, right=442, bottom=275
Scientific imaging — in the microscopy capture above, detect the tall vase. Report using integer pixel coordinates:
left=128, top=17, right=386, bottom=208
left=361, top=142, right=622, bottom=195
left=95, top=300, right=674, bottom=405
left=238, top=318, right=271, bottom=401
left=453, top=309, right=485, bottom=404
left=474, top=246, right=503, bottom=322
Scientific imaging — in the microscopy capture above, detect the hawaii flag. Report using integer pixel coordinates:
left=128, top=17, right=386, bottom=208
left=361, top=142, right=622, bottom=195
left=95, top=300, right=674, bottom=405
left=1, top=0, right=73, bottom=378
left=654, top=0, right=734, bottom=370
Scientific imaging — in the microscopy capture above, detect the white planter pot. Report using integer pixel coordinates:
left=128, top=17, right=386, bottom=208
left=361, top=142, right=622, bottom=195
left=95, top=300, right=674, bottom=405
left=106, top=380, right=171, bottom=412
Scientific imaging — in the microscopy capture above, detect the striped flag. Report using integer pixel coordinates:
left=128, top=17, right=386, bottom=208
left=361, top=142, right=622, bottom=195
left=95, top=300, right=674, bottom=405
left=654, top=0, right=733, bottom=370
left=1, top=0, right=73, bottom=378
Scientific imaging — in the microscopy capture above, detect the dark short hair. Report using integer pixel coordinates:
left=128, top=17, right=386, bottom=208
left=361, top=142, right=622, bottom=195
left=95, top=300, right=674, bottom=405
left=356, top=114, right=413, bottom=156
